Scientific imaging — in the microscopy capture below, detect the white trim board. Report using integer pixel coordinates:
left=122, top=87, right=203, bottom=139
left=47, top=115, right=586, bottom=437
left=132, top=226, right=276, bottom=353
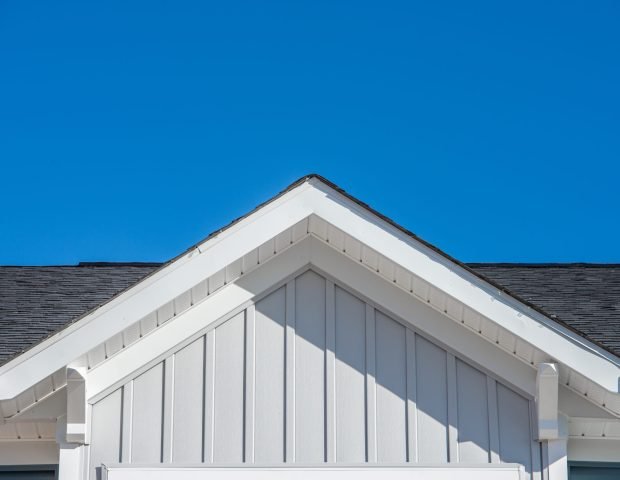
left=102, top=464, right=525, bottom=480
left=0, top=176, right=618, bottom=406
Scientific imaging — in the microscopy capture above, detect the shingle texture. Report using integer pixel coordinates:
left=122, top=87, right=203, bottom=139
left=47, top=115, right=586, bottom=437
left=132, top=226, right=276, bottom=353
left=0, top=264, right=158, bottom=364
left=0, top=262, right=619, bottom=366
left=469, top=264, right=620, bottom=357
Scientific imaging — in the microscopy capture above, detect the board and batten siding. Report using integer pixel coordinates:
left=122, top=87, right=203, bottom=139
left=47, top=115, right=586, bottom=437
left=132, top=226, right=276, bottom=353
left=89, top=270, right=542, bottom=479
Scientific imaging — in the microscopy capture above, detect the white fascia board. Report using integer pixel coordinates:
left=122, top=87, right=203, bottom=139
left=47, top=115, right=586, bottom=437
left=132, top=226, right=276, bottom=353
left=87, top=237, right=312, bottom=399
left=0, top=182, right=314, bottom=399
left=304, top=179, right=620, bottom=393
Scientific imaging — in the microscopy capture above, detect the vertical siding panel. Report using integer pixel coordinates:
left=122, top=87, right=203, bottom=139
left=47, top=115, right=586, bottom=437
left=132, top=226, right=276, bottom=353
left=497, top=384, right=533, bottom=479
left=416, top=336, right=448, bottom=463
left=446, top=353, right=459, bottom=463
left=365, top=304, right=377, bottom=463
left=255, top=288, right=286, bottom=463
left=456, top=360, right=490, bottom=463
left=131, top=363, right=164, bottom=463
left=90, top=389, right=122, bottom=480
left=213, top=312, right=246, bottom=463
left=285, top=280, right=296, bottom=462
left=203, top=330, right=216, bottom=463
left=405, top=330, right=418, bottom=463
left=294, top=270, right=326, bottom=463
left=87, top=273, right=542, bottom=474
left=162, top=356, right=174, bottom=463
left=245, top=305, right=256, bottom=464
left=375, top=312, right=407, bottom=463
left=172, top=337, right=204, bottom=463
left=334, top=287, right=366, bottom=463
left=325, top=280, right=336, bottom=463
left=487, top=377, right=500, bottom=463
left=120, top=382, right=133, bottom=462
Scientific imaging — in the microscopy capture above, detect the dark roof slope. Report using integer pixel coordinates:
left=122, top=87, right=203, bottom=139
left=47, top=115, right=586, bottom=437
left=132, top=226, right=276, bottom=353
left=0, top=263, right=159, bottom=364
left=469, top=264, right=620, bottom=357
left=1, top=262, right=619, bottom=366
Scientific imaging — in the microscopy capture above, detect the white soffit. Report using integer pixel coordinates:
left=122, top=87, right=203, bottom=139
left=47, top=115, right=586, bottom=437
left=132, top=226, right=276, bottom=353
left=0, top=419, right=56, bottom=441
left=569, top=417, right=620, bottom=439
left=0, top=176, right=618, bottom=404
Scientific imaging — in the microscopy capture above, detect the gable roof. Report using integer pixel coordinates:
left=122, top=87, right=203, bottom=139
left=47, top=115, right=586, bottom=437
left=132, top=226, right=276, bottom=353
left=0, top=174, right=619, bottom=404
left=2, top=262, right=619, bottom=366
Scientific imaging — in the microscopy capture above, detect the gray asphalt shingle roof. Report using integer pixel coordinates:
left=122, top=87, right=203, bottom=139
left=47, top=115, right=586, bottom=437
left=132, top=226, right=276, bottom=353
left=0, top=263, right=159, bottom=365
left=469, top=263, right=620, bottom=358
left=0, top=262, right=619, bottom=365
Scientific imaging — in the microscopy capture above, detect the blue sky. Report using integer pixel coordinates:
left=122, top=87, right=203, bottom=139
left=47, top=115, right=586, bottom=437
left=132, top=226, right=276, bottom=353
left=1, top=1, right=618, bottom=264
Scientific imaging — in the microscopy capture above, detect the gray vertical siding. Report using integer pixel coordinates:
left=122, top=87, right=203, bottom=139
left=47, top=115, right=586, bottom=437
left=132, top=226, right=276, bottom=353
left=213, top=312, right=245, bottom=463
left=375, top=311, right=407, bottom=463
left=254, top=286, right=286, bottom=463
left=334, top=286, right=366, bottom=463
left=416, top=335, right=449, bottom=463
left=89, top=269, right=540, bottom=479
left=89, top=389, right=121, bottom=480
left=456, top=359, right=490, bottom=463
left=294, top=271, right=326, bottom=463
left=171, top=337, right=204, bottom=462
left=132, top=363, right=163, bottom=463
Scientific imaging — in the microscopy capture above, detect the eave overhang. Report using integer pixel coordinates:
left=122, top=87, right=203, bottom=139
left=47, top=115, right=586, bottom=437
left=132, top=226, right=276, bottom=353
left=0, top=176, right=618, bottom=418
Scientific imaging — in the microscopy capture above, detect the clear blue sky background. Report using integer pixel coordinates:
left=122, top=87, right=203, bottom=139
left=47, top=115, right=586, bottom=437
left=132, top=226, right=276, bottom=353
left=1, top=1, right=618, bottom=265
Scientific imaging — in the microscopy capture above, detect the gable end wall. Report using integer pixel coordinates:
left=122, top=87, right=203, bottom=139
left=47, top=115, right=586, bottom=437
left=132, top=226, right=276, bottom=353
left=88, top=269, right=543, bottom=480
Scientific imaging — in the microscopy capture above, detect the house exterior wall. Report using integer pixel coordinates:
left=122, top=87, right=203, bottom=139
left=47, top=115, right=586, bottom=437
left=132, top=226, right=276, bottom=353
left=88, top=270, right=542, bottom=480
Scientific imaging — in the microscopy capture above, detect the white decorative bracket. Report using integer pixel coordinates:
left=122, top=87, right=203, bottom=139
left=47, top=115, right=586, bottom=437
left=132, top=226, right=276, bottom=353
left=66, top=367, right=87, bottom=444
left=536, top=362, right=559, bottom=440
